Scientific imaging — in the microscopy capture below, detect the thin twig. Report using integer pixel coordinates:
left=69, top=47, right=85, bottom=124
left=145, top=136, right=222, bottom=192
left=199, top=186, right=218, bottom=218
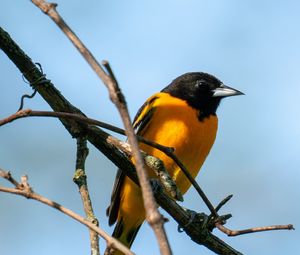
left=73, top=137, right=100, bottom=255
left=216, top=223, right=294, bottom=237
left=215, top=195, right=233, bottom=212
left=0, top=109, right=125, bottom=134
left=30, top=1, right=172, bottom=254
left=0, top=169, right=20, bottom=187
left=207, top=195, right=234, bottom=225
left=0, top=170, right=134, bottom=255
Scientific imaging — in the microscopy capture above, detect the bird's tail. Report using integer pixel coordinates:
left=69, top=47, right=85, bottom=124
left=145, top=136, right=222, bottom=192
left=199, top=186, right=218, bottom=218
left=105, top=218, right=142, bottom=255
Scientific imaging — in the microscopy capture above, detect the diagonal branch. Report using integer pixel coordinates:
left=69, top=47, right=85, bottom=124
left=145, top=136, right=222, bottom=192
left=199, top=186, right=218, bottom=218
left=0, top=169, right=20, bottom=187
left=0, top=169, right=134, bottom=255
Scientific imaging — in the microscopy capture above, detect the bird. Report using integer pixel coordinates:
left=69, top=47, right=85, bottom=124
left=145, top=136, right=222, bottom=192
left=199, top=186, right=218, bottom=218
left=106, top=72, right=243, bottom=254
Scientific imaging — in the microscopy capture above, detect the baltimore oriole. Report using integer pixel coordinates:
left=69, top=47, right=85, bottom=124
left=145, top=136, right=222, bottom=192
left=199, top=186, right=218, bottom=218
left=106, top=72, right=243, bottom=254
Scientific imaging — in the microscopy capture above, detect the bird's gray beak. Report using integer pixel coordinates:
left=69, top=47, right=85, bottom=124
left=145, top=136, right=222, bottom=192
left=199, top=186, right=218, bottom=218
left=212, top=84, right=244, bottom=98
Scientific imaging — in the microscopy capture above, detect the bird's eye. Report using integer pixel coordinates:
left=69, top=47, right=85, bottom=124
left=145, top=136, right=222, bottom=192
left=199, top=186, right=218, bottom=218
left=195, top=80, right=203, bottom=88
left=195, top=80, right=209, bottom=91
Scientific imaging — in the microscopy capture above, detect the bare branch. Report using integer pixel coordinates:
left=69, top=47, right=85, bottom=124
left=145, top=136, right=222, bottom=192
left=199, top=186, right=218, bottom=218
left=0, top=109, right=125, bottom=135
left=0, top=170, right=134, bottom=255
left=216, top=223, right=294, bottom=237
left=215, top=195, right=233, bottom=212
left=73, top=137, right=100, bottom=255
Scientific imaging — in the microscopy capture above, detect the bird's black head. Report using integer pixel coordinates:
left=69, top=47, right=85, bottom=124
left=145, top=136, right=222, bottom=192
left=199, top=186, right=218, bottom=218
left=161, top=72, right=243, bottom=121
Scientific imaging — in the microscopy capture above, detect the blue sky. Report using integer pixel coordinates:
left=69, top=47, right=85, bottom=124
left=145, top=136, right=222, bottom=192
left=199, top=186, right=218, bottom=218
left=0, top=1, right=299, bottom=254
